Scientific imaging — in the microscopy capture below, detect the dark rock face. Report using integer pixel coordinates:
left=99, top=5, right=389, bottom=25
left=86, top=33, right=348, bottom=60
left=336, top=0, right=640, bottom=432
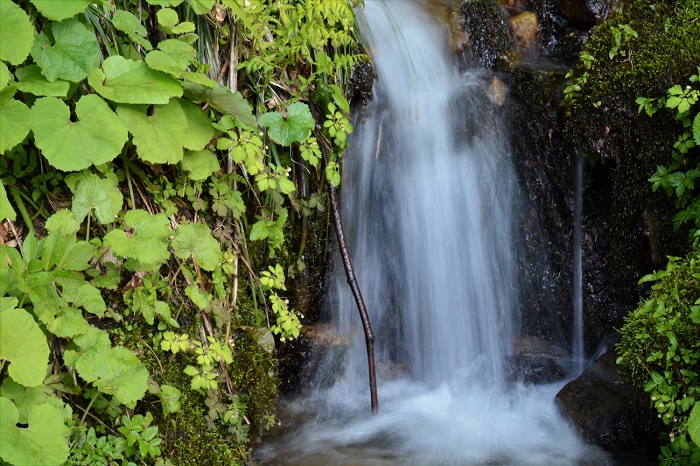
left=556, top=0, right=622, bottom=28
left=453, top=0, right=514, bottom=70
left=348, top=60, right=374, bottom=111
left=555, top=351, right=659, bottom=457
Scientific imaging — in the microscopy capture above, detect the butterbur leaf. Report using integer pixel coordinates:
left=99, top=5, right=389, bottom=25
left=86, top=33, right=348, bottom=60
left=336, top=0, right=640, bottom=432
left=66, top=327, right=149, bottom=407
left=0, top=308, right=49, bottom=387
left=29, top=0, right=95, bottom=21
left=32, top=95, right=128, bottom=171
left=171, top=222, right=221, bottom=271
left=693, top=113, right=699, bottom=146
left=31, top=18, right=99, bottom=83
left=690, top=402, right=700, bottom=447
left=260, top=102, right=314, bottom=146
left=181, top=150, right=219, bottom=180
left=0, top=0, right=34, bottom=66
left=117, top=100, right=187, bottom=164
left=88, top=56, right=183, bottom=104
left=0, top=88, right=32, bottom=154
left=0, top=398, right=69, bottom=466
left=180, top=98, right=214, bottom=150
left=159, top=39, right=195, bottom=68
left=104, top=209, right=171, bottom=269
left=15, top=65, right=71, bottom=97
left=0, top=182, right=15, bottom=221
left=0, top=61, right=11, bottom=89
left=71, top=174, right=123, bottom=224
left=183, top=83, right=257, bottom=128
left=0, top=379, right=66, bottom=424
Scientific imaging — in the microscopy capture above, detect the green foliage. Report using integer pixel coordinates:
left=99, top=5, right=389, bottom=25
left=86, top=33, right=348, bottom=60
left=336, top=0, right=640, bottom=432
left=0, top=0, right=363, bottom=462
left=617, top=248, right=700, bottom=461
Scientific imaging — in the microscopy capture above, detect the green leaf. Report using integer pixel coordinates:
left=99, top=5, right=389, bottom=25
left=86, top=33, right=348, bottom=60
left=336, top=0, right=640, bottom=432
left=0, top=379, right=66, bottom=424
left=158, top=384, right=181, bottom=415
left=15, top=65, right=70, bottom=97
left=0, top=89, right=32, bottom=153
left=171, top=222, right=221, bottom=271
left=158, top=39, right=195, bottom=68
left=111, top=9, right=152, bottom=51
left=104, top=209, right=171, bottom=270
left=260, top=102, right=314, bottom=146
left=72, top=283, right=106, bottom=316
left=157, top=8, right=179, bottom=31
left=0, top=0, right=34, bottom=66
left=0, top=308, right=49, bottom=387
left=88, top=56, right=183, bottom=104
left=71, top=174, right=123, bottom=224
left=0, top=398, right=69, bottom=466
left=183, top=83, right=257, bottom=128
left=45, top=209, right=81, bottom=235
left=66, top=327, right=149, bottom=407
left=32, top=95, right=128, bottom=171
left=29, top=0, right=94, bottom=21
left=185, top=283, right=211, bottom=310
left=180, top=99, right=215, bottom=150
left=31, top=17, right=99, bottom=83
left=48, top=306, right=90, bottom=338
left=188, top=0, right=215, bottom=14
left=1, top=180, right=16, bottom=222
left=181, top=150, right=219, bottom=180
left=117, top=100, right=187, bottom=164
left=690, top=402, right=700, bottom=448
left=0, top=61, right=11, bottom=89
left=693, top=113, right=700, bottom=146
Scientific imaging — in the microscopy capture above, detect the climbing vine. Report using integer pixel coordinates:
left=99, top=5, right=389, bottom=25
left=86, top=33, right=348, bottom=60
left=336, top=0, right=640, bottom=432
left=0, top=0, right=364, bottom=464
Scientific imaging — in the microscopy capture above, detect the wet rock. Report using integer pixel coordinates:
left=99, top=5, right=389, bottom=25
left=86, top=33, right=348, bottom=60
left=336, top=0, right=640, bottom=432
left=488, top=76, right=507, bottom=106
left=506, top=335, right=569, bottom=383
left=276, top=323, right=348, bottom=393
left=348, top=60, right=374, bottom=111
left=453, top=0, right=517, bottom=71
left=556, top=0, right=622, bottom=28
left=509, top=11, right=538, bottom=51
left=555, top=350, right=658, bottom=451
left=557, top=0, right=620, bottom=29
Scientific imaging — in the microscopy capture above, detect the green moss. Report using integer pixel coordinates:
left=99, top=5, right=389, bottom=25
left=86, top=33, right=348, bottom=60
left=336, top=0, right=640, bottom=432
left=564, top=0, right=699, bottom=284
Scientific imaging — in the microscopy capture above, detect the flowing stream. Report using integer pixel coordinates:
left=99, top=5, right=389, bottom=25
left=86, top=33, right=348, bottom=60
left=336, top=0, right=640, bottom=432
left=572, top=152, right=586, bottom=376
left=255, top=1, right=611, bottom=464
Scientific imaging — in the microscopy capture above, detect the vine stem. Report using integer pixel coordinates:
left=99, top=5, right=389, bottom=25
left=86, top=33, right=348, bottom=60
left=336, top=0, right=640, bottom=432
left=315, top=129, right=378, bottom=413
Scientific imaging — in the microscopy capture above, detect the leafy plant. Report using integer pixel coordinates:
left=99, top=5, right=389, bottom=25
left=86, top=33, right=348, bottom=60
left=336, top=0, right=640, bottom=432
left=617, top=249, right=700, bottom=463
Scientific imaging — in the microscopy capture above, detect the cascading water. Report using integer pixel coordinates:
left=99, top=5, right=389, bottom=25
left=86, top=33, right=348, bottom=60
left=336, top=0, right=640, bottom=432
left=255, top=1, right=611, bottom=464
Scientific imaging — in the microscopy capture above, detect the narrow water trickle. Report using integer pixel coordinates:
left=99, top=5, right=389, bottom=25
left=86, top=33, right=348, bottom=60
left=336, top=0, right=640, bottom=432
left=254, top=1, right=612, bottom=464
left=572, top=152, right=586, bottom=377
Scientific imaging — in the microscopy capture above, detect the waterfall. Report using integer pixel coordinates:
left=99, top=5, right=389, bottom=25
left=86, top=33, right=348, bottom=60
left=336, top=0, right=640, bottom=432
left=254, top=2, right=611, bottom=464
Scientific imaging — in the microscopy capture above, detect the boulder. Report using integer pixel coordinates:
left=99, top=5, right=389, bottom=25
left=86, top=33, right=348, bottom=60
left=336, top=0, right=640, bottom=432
left=509, top=11, right=538, bottom=51
left=555, top=350, right=659, bottom=452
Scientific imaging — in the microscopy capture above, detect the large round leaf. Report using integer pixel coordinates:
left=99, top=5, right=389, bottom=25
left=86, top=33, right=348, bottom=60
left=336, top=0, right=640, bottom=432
left=15, top=65, right=70, bottom=97
left=71, top=173, right=123, bottom=224
left=0, top=308, right=49, bottom=387
left=29, top=0, right=93, bottom=21
left=0, top=0, right=34, bottom=66
left=88, top=56, right=183, bottom=104
left=0, top=398, right=69, bottom=466
left=0, top=88, right=32, bottom=154
left=31, top=17, right=99, bottom=83
left=180, top=98, right=215, bottom=150
left=117, top=100, right=187, bottom=164
left=32, top=95, right=128, bottom=171
left=104, top=209, right=172, bottom=269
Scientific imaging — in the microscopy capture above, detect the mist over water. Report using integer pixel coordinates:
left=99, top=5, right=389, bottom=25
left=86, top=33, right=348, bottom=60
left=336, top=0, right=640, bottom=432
left=255, top=1, right=611, bottom=464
